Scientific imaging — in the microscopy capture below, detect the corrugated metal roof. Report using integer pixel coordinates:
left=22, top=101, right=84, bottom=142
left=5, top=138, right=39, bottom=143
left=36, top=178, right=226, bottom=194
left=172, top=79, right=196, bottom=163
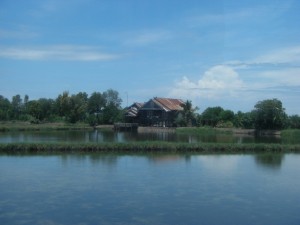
left=125, top=102, right=144, bottom=117
left=153, top=97, right=184, bottom=111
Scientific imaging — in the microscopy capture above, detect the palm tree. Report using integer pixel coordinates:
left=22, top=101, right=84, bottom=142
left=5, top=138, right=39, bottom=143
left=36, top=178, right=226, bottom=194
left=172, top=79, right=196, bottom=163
left=181, top=100, right=199, bottom=127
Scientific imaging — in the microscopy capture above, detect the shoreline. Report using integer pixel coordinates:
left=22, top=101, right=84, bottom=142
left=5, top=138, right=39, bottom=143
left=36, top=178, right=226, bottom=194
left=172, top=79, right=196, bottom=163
left=0, top=122, right=284, bottom=136
left=0, top=121, right=93, bottom=131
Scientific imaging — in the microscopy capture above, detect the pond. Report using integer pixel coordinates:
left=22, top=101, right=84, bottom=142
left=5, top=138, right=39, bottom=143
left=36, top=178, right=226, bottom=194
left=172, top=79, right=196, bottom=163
left=0, top=129, right=295, bottom=144
left=0, top=153, right=300, bottom=225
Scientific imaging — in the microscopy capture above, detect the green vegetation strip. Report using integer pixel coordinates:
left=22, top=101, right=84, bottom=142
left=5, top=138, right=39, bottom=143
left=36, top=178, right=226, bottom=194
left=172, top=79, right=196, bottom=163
left=0, top=142, right=300, bottom=154
left=0, top=122, right=92, bottom=131
left=176, top=127, right=233, bottom=135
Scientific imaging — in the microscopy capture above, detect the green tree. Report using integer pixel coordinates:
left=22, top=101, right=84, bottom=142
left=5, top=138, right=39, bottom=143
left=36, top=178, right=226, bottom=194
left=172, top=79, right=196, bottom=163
left=56, top=91, right=71, bottom=118
left=23, top=95, right=29, bottom=113
left=11, top=94, right=23, bottom=119
left=39, top=98, right=55, bottom=120
left=176, top=100, right=199, bottom=127
left=0, top=95, right=11, bottom=120
left=68, top=92, right=88, bottom=123
left=88, top=92, right=106, bottom=114
left=102, top=89, right=123, bottom=124
left=220, top=110, right=234, bottom=122
left=287, top=115, right=300, bottom=129
left=252, top=99, right=287, bottom=130
left=27, top=100, right=42, bottom=121
left=201, top=106, right=224, bottom=127
left=234, top=111, right=254, bottom=129
left=87, top=92, right=106, bottom=125
left=26, top=98, right=55, bottom=122
left=216, top=109, right=235, bottom=128
left=103, top=89, right=122, bottom=108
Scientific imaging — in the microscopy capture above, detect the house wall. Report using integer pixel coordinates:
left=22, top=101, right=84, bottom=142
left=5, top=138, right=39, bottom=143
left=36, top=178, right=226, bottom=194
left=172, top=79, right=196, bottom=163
left=138, top=110, right=178, bottom=127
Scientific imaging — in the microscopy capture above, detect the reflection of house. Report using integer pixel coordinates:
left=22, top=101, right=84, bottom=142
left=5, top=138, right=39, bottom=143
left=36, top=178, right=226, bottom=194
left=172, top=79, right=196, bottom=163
left=138, top=97, right=185, bottom=127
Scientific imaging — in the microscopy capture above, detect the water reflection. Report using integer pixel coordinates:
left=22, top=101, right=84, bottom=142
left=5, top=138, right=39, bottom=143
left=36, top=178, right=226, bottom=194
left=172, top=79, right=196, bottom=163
left=147, top=154, right=191, bottom=164
left=0, top=129, right=298, bottom=144
left=89, top=154, right=118, bottom=166
left=195, top=155, right=241, bottom=176
left=59, top=154, right=191, bottom=167
left=1, top=154, right=300, bottom=225
left=255, top=153, right=284, bottom=170
left=60, top=154, right=119, bottom=168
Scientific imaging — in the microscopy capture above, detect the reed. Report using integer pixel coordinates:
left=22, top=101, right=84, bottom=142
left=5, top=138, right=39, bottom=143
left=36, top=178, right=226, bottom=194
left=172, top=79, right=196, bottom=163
left=0, top=142, right=299, bottom=154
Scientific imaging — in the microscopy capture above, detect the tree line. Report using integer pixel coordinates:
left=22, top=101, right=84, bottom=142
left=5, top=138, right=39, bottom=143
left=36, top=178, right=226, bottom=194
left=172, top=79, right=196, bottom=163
left=0, top=89, right=123, bottom=125
left=1, top=91, right=300, bottom=130
left=183, top=98, right=300, bottom=130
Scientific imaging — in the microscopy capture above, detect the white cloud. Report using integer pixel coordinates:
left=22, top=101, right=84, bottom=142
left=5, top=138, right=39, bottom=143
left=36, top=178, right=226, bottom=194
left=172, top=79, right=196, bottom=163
left=0, top=28, right=38, bottom=39
left=195, top=155, right=240, bottom=176
left=252, top=46, right=300, bottom=65
left=259, top=68, right=300, bottom=86
left=226, top=46, right=300, bottom=68
left=186, top=2, right=291, bottom=28
left=170, top=65, right=244, bottom=99
left=0, top=45, right=121, bottom=61
left=124, top=30, right=172, bottom=46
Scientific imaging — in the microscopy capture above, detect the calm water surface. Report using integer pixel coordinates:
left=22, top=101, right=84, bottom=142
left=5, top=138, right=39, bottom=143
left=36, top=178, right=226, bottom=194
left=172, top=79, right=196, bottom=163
left=1, top=153, right=300, bottom=225
left=0, top=130, right=292, bottom=144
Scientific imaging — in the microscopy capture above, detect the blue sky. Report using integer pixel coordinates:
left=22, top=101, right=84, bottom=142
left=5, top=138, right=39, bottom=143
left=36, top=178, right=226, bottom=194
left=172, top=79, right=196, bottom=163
left=1, top=0, right=300, bottom=114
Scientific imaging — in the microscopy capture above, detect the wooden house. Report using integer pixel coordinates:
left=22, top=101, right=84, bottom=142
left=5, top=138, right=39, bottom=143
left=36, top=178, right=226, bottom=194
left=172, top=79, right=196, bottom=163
left=124, top=102, right=144, bottom=123
left=138, top=97, right=185, bottom=127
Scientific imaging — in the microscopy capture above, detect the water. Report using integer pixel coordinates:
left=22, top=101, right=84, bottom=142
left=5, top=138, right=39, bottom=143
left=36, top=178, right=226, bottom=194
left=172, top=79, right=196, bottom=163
left=0, top=129, right=290, bottom=144
left=1, top=153, right=300, bottom=225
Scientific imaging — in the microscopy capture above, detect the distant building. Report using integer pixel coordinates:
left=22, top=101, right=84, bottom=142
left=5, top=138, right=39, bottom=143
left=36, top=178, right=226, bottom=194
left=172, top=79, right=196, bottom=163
left=124, top=102, right=144, bottom=123
left=138, top=97, right=185, bottom=127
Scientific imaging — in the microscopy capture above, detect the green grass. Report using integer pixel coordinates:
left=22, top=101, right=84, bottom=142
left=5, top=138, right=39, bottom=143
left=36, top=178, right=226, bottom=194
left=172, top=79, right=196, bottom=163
left=176, top=127, right=233, bottom=135
left=0, top=142, right=299, bottom=154
left=281, top=129, right=300, bottom=144
left=0, top=121, right=92, bottom=131
left=281, top=129, right=300, bottom=137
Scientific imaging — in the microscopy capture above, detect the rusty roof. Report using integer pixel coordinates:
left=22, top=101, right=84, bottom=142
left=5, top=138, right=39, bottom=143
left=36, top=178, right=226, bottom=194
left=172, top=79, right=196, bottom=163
left=153, top=97, right=184, bottom=111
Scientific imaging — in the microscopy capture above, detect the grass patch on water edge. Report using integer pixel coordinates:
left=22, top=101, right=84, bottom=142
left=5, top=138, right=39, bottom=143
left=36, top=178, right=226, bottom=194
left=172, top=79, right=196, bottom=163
left=176, top=127, right=233, bottom=135
left=281, top=129, right=300, bottom=138
left=0, top=142, right=299, bottom=154
left=0, top=121, right=92, bottom=131
left=281, top=129, right=300, bottom=144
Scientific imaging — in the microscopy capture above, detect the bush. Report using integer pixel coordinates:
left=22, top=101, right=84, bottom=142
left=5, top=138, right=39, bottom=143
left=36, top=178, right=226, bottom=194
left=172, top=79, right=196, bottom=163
left=216, top=121, right=234, bottom=128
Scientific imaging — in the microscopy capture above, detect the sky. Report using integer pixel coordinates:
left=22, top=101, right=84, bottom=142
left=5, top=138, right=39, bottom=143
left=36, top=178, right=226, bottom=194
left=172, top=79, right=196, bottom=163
left=0, top=0, right=300, bottom=115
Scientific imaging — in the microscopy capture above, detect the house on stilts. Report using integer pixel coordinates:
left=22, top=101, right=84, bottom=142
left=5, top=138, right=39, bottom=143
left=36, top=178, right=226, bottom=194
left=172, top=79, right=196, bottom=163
left=127, top=97, right=185, bottom=127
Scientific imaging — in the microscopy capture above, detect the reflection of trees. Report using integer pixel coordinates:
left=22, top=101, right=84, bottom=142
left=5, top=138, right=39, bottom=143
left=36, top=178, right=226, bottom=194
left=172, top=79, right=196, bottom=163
left=60, top=154, right=118, bottom=167
left=255, top=153, right=284, bottom=169
left=89, top=154, right=118, bottom=166
left=148, top=154, right=191, bottom=164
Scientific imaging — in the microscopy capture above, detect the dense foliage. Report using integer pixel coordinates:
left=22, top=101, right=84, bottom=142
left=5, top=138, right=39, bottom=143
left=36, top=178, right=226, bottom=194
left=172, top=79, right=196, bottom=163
left=252, top=99, right=287, bottom=130
left=0, top=89, right=123, bottom=125
left=175, top=100, right=199, bottom=127
left=185, top=98, right=299, bottom=130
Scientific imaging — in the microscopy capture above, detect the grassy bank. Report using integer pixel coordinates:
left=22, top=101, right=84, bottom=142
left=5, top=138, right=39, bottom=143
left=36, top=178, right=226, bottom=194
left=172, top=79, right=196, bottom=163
left=0, top=121, right=92, bottom=131
left=176, top=127, right=233, bottom=135
left=281, top=129, right=300, bottom=138
left=281, top=129, right=300, bottom=144
left=0, top=142, right=299, bottom=154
